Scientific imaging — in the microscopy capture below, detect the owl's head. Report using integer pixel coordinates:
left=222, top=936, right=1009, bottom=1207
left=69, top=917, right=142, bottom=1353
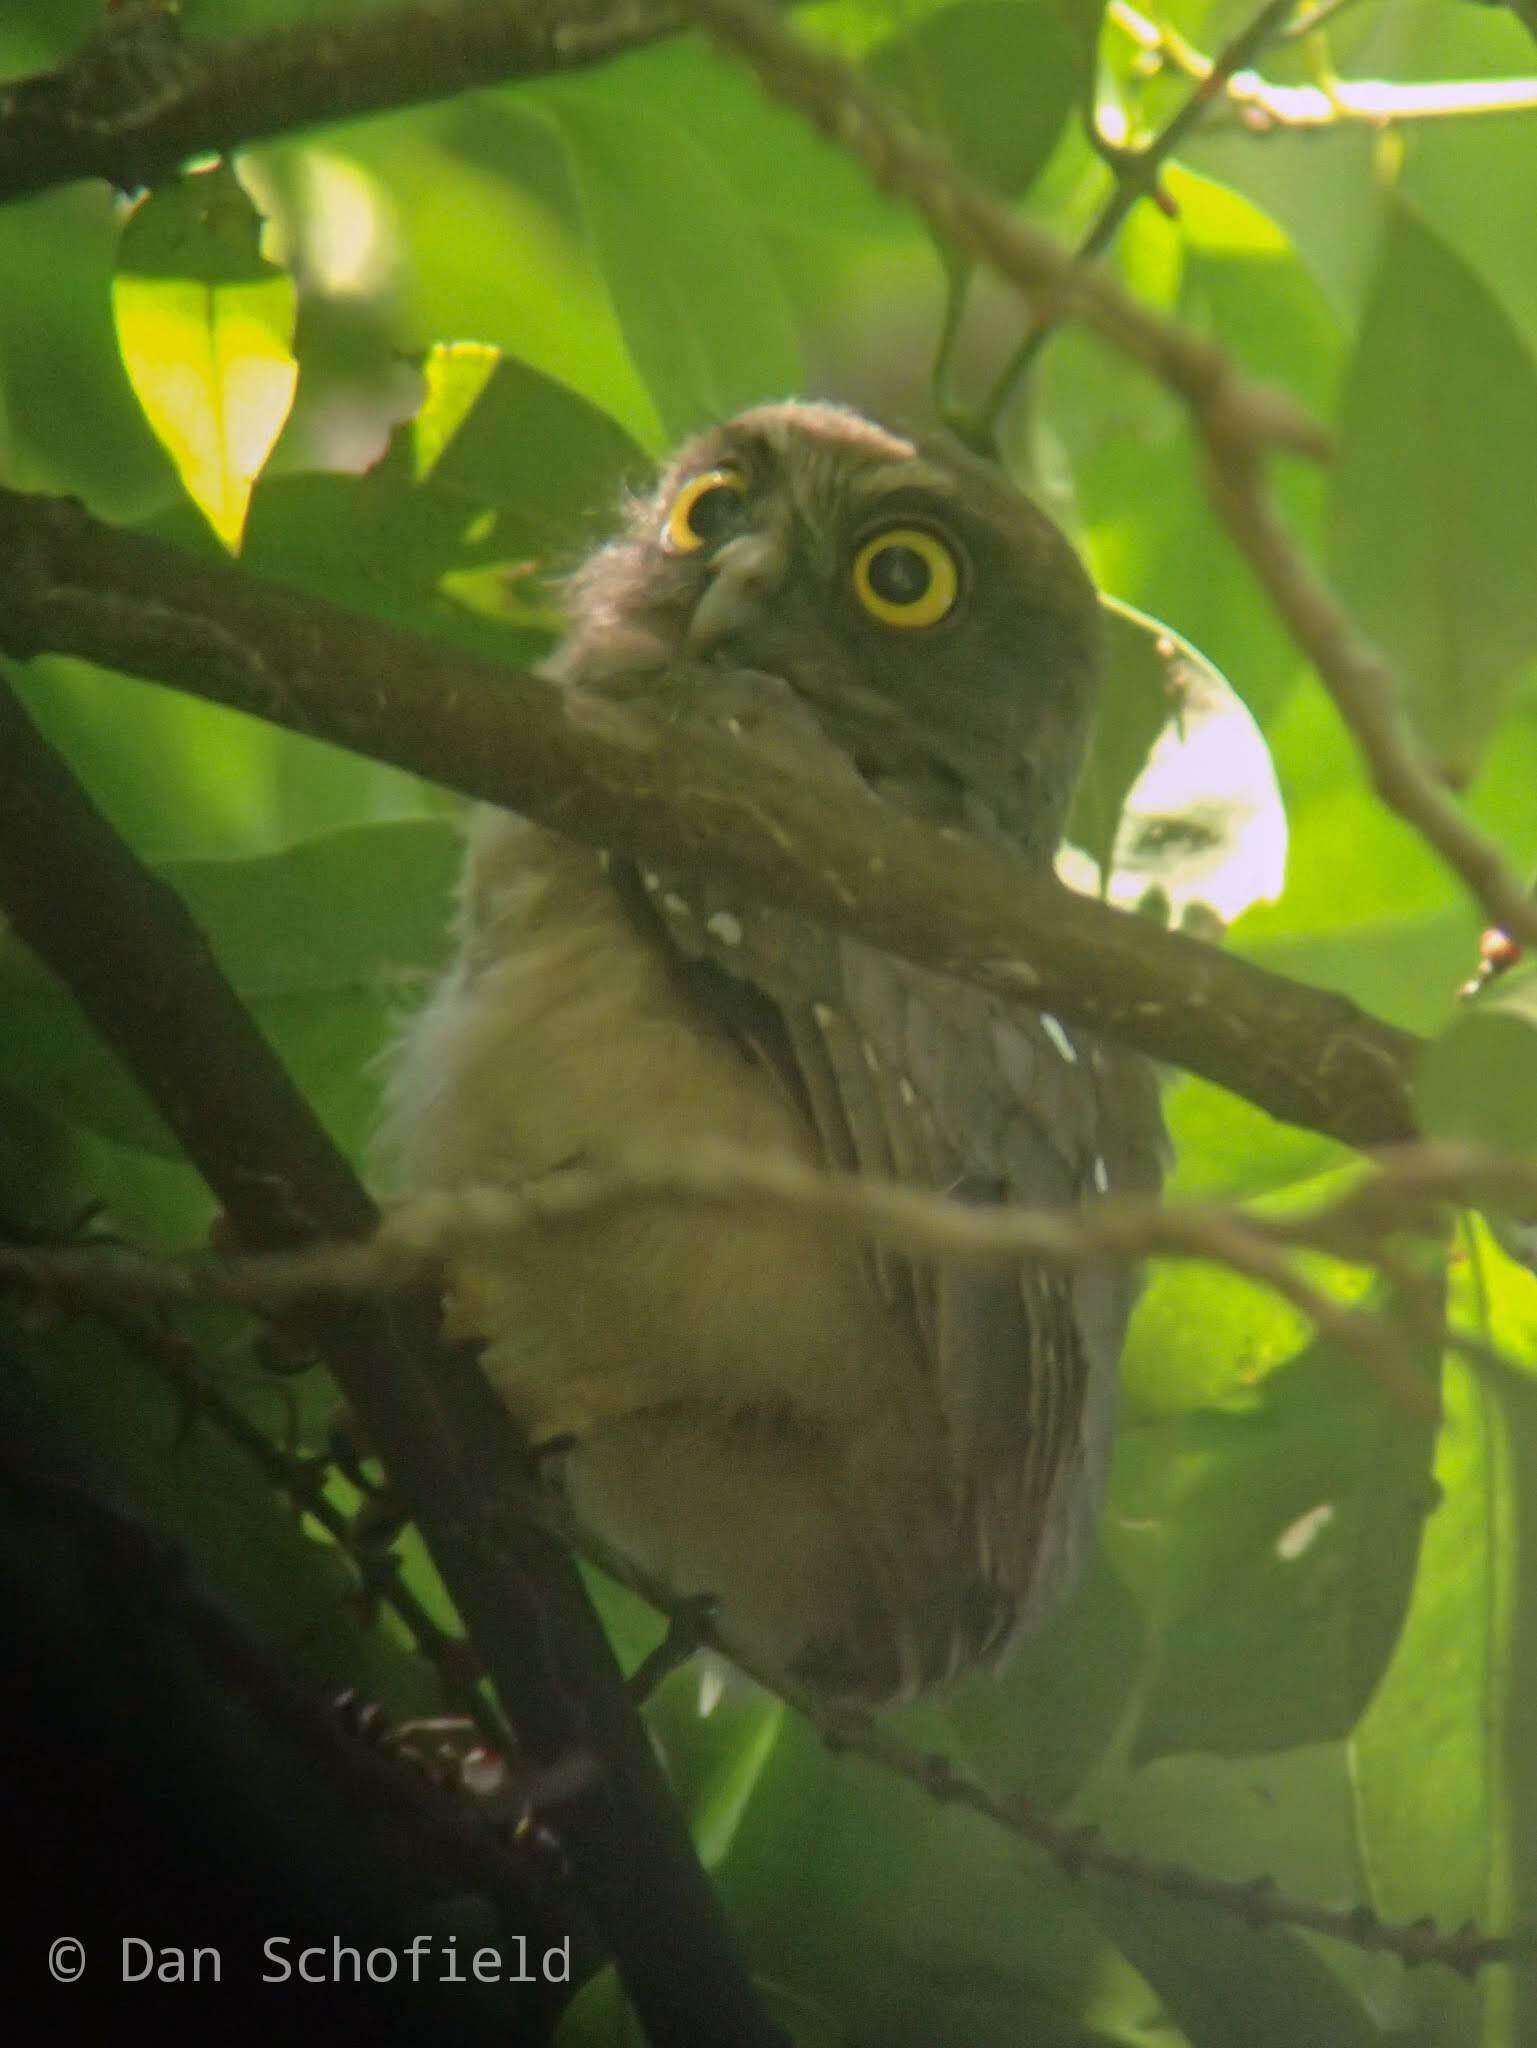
left=557, top=400, right=1103, bottom=862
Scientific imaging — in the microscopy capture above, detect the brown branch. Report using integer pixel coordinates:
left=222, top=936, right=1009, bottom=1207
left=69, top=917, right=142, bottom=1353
left=976, top=0, right=1295, bottom=438
left=0, top=676, right=788, bottom=2048
left=30, top=1134, right=1537, bottom=1408
left=555, top=1507, right=1522, bottom=1977
left=0, top=484, right=1417, bottom=1151
left=674, top=0, right=1537, bottom=958
left=1205, top=457, right=1537, bottom=951
left=12, top=1274, right=488, bottom=1715
left=818, top=1712, right=1521, bottom=1978
left=0, top=0, right=689, bottom=205
left=28, top=1136, right=1537, bottom=1414
left=675, top=0, right=1326, bottom=460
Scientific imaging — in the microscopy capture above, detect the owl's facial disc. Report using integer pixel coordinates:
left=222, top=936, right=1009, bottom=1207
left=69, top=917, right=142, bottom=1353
left=660, top=450, right=971, bottom=667
left=591, top=401, right=1104, bottom=858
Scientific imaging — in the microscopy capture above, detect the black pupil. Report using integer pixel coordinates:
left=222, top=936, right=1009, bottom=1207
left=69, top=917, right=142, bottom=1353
left=686, top=484, right=741, bottom=544
left=867, top=543, right=931, bottom=607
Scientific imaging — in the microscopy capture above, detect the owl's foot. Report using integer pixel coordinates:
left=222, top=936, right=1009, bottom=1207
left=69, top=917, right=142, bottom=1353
left=626, top=1593, right=722, bottom=1703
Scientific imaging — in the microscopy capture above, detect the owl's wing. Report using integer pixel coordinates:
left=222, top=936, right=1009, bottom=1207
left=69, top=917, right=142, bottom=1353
left=613, top=667, right=1166, bottom=1658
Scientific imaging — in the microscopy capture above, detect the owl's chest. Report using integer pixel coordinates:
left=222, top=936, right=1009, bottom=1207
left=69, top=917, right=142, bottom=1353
left=393, top=810, right=925, bottom=1435
left=449, top=812, right=809, bottom=1176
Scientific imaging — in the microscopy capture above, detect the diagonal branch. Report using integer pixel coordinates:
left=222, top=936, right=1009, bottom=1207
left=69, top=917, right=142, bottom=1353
left=549, top=1498, right=1522, bottom=1977
left=0, top=483, right=1417, bottom=1151
left=0, top=674, right=788, bottom=2048
left=974, top=0, right=1296, bottom=442
left=673, top=0, right=1537, bottom=957
left=677, top=0, right=1326, bottom=463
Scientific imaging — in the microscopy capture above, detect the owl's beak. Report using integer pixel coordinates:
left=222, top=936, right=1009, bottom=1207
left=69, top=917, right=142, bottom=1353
left=687, top=532, right=787, bottom=653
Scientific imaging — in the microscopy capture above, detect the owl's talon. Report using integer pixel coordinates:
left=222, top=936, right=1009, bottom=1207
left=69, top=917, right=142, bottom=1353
left=627, top=1594, right=721, bottom=1703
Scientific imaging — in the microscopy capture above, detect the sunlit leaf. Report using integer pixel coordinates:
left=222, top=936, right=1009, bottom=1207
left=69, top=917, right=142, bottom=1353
left=1061, top=597, right=1287, bottom=931
left=1352, top=1220, right=1537, bottom=2047
left=113, top=163, right=298, bottom=553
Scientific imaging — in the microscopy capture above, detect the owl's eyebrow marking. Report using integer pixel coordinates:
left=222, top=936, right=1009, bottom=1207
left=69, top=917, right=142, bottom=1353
left=849, top=460, right=959, bottom=502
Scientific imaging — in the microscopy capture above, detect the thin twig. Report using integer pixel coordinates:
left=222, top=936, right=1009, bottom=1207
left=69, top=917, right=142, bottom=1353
left=559, top=1503, right=1522, bottom=1977
left=816, top=1712, right=1522, bottom=1977
left=0, top=677, right=788, bottom=2048
left=974, top=0, right=1295, bottom=441
left=1206, top=455, right=1537, bottom=950
left=677, top=0, right=1537, bottom=953
left=16, top=1139, right=1537, bottom=1409
left=0, top=1448, right=594, bottom=1994
left=1108, top=0, right=1537, bottom=128
left=676, top=0, right=1328, bottom=461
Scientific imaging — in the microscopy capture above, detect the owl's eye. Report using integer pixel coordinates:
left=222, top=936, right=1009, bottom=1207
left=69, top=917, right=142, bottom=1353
left=665, top=468, right=749, bottom=552
left=851, top=527, right=961, bottom=629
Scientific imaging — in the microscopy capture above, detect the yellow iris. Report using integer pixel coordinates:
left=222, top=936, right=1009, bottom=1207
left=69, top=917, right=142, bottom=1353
left=665, top=468, right=748, bottom=552
left=851, top=527, right=960, bottom=628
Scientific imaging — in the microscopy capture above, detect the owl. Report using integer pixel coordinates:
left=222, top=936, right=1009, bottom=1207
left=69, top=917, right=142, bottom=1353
left=379, top=401, right=1165, bottom=1703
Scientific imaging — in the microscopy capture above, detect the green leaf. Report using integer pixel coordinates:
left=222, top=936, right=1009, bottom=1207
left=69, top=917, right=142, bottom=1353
left=418, top=344, right=647, bottom=550
left=1352, top=1223, right=1537, bottom=2048
left=0, top=821, right=461, bottom=1161
left=411, top=339, right=503, bottom=483
left=1063, top=599, right=1173, bottom=886
left=1110, top=1338, right=1438, bottom=1762
left=1060, top=169, right=1341, bottom=735
left=866, top=0, right=1088, bottom=198
left=541, top=90, right=803, bottom=440
left=113, top=164, right=298, bottom=553
left=649, top=1669, right=786, bottom=1869
left=1088, top=1747, right=1390, bottom=2048
left=718, top=1715, right=1167, bottom=2047
left=1417, top=966, right=1537, bottom=1160
left=1331, top=198, right=1537, bottom=785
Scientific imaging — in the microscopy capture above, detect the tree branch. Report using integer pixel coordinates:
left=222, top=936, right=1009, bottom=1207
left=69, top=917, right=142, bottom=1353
left=677, top=0, right=1326, bottom=463
left=0, top=675, right=788, bottom=2048
left=0, top=0, right=690, bottom=205
left=544, top=1498, right=1524, bottom=1977
left=674, top=0, right=1537, bottom=956
left=1205, top=454, right=1537, bottom=951
left=975, top=0, right=1295, bottom=441
left=30, top=1137, right=1537, bottom=1415
left=0, top=483, right=1417, bottom=1151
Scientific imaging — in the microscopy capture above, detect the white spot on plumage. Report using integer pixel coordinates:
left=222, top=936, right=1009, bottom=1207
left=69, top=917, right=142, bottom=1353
left=1276, top=1502, right=1334, bottom=1561
left=706, top=910, right=743, bottom=946
left=1040, top=1013, right=1078, bottom=1065
left=1091, top=1155, right=1110, bottom=1194
left=662, top=892, right=691, bottom=920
